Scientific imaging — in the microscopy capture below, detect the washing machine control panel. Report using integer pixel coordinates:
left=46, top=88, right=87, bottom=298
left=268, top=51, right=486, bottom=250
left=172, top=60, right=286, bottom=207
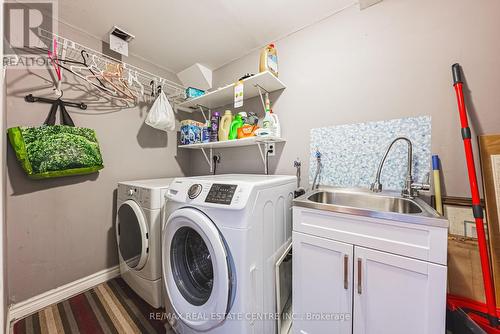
left=166, top=179, right=250, bottom=210
left=205, top=184, right=237, bottom=205
left=118, top=185, right=153, bottom=209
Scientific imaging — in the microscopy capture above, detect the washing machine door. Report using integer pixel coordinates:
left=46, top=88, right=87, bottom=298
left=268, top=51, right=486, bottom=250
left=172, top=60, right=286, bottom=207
left=116, top=200, right=149, bottom=270
left=162, top=208, right=233, bottom=331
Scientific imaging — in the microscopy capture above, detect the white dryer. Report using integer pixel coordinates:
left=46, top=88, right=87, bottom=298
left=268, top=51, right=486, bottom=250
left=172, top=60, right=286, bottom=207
left=116, top=178, right=174, bottom=308
left=162, top=174, right=296, bottom=333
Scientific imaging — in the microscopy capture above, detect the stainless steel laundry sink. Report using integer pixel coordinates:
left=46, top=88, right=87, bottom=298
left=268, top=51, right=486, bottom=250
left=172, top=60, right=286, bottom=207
left=294, top=187, right=447, bottom=227
left=307, top=190, right=423, bottom=214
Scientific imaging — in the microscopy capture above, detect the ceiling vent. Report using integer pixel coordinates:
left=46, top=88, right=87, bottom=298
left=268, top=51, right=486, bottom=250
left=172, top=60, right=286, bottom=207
left=109, top=26, right=135, bottom=42
left=108, top=26, right=135, bottom=56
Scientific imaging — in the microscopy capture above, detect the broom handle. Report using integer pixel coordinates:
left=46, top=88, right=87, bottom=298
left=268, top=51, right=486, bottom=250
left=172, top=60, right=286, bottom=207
left=452, top=63, right=498, bottom=327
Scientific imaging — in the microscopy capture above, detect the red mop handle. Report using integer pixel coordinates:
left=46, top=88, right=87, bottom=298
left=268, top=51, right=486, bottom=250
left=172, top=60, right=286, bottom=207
left=452, top=63, right=499, bottom=327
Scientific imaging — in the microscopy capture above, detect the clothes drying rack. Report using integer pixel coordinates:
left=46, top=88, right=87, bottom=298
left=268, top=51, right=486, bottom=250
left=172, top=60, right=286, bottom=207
left=35, top=28, right=188, bottom=107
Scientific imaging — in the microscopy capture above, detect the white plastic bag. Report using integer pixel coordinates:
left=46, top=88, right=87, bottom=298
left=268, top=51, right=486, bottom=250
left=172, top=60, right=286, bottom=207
left=145, top=91, right=175, bottom=132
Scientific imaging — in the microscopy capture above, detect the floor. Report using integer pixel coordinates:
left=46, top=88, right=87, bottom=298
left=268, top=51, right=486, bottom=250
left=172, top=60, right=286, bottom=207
left=12, top=278, right=173, bottom=334
left=10, top=276, right=456, bottom=334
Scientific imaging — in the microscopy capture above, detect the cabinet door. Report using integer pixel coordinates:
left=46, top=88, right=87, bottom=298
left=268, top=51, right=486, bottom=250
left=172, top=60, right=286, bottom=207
left=293, top=231, right=353, bottom=334
left=353, top=246, right=447, bottom=334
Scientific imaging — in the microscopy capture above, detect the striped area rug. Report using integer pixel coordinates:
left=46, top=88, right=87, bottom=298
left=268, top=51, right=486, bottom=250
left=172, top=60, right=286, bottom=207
left=12, top=277, right=174, bottom=334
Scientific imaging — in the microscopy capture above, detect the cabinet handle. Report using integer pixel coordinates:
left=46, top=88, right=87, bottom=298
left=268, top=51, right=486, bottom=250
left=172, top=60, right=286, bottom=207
left=343, top=255, right=349, bottom=290
left=357, top=258, right=362, bottom=294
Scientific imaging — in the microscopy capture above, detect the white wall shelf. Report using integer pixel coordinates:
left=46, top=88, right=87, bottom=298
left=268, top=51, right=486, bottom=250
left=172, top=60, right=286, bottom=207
left=179, top=136, right=285, bottom=174
left=177, top=71, right=286, bottom=111
left=177, top=72, right=286, bottom=173
left=178, top=136, right=284, bottom=149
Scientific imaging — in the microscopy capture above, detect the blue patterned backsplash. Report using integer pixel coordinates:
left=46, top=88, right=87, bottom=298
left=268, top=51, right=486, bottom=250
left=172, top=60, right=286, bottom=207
left=309, top=116, right=431, bottom=190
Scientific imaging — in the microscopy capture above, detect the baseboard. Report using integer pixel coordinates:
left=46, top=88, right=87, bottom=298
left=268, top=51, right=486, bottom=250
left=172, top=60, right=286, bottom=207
left=8, top=265, right=120, bottom=325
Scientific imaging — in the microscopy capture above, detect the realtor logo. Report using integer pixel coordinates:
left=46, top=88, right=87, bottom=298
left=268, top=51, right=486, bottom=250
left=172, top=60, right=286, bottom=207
left=3, top=0, right=58, bottom=67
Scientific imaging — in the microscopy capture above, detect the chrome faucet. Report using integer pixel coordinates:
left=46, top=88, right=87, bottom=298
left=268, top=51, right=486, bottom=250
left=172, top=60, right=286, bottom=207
left=370, top=137, right=430, bottom=198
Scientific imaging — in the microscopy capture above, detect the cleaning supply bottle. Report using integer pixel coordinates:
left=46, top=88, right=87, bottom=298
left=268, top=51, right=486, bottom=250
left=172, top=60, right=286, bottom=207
left=218, top=110, right=233, bottom=141
left=209, top=111, right=220, bottom=142
left=229, top=113, right=244, bottom=140
left=270, top=110, right=281, bottom=138
left=264, top=93, right=271, bottom=112
left=262, top=109, right=280, bottom=137
left=202, top=121, right=210, bottom=143
left=259, top=44, right=278, bottom=77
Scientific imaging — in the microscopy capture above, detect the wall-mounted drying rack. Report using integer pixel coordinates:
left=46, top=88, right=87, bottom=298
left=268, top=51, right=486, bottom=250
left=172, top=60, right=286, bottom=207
left=36, top=28, right=187, bottom=105
left=179, top=136, right=285, bottom=174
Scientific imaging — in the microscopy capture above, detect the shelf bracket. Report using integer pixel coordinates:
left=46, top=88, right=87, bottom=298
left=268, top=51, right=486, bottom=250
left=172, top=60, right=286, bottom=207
left=255, top=84, right=269, bottom=114
left=200, top=147, right=214, bottom=173
left=197, top=105, right=211, bottom=123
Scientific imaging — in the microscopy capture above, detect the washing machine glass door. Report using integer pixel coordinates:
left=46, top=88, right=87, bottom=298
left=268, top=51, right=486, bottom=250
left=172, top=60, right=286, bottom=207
left=163, top=208, right=233, bottom=331
left=117, top=200, right=149, bottom=270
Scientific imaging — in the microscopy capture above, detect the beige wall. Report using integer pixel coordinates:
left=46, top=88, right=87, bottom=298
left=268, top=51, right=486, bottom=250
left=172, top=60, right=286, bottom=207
left=5, top=24, right=189, bottom=303
left=189, top=0, right=500, bottom=198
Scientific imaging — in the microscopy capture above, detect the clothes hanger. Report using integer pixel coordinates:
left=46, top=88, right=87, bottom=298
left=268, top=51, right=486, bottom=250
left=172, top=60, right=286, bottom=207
left=127, top=70, right=144, bottom=97
left=65, top=53, right=116, bottom=95
left=150, top=80, right=156, bottom=97
left=149, top=79, right=165, bottom=98
left=47, top=38, right=65, bottom=96
left=95, top=63, right=137, bottom=100
left=59, top=50, right=107, bottom=89
left=42, top=43, right=114, bottom=95
left=110, top=65, right=137, bottom=100
left=85, top=63, right=134, bottom=100
left=47, top=38, right=62, bottom=82
left=112, top=64, right=138, bottom=100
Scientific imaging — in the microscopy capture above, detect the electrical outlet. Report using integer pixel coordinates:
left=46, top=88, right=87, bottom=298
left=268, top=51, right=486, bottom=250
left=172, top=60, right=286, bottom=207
left=213, top=153, right=221, bottom=163
left=267, top=143, right=275, bottom=156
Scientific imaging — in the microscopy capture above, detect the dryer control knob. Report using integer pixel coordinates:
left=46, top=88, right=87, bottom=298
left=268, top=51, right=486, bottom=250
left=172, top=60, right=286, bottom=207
left=188, top=184, right=203, bottom=199
left=128, top=189, right=135, bottom=196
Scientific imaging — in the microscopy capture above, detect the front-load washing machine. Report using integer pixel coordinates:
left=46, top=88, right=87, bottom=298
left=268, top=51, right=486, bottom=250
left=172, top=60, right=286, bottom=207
left=116, top=178, right=174, bottom=308
left=161, top=174, right=296, bottom=333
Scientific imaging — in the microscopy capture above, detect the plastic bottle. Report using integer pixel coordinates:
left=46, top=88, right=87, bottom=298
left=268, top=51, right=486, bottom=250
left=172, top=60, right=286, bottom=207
left=270, top=110, right=281, bottom=138
left=259, top=44, right=278, bottom=77
left=264, top=93, right=271, bottom=112
left=262, top=109, right=280, bottom=137
left=229, top=113, right=244, bottom=140
left=201, top=122, right=210, bottom=143
left=209, top=111, right=220, bottom=142
left=262, top=111, right=273, bottom=134
left=218, top=110, right=233, bottom=141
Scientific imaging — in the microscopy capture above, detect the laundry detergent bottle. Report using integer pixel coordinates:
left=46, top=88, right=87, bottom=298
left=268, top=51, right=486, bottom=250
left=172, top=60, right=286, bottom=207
left=259, top=44, right=278, bottom=77
left=262, top=109, right=280, bottom=137
left=229, top=113, right=244, bottom=140
left=270, top=110, right=281, bottom=137
left=218, top=110, right=233, bottom=141
left=209, top=111, right=220, bottom=142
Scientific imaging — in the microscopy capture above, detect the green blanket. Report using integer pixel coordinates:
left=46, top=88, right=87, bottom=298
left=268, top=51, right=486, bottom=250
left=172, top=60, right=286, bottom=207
left=8, top=125, right=104, bottom=179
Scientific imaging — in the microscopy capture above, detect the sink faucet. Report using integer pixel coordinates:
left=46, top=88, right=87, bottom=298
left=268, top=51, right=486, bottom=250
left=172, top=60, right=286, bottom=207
left=370, top=137, right=430, bottom=198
